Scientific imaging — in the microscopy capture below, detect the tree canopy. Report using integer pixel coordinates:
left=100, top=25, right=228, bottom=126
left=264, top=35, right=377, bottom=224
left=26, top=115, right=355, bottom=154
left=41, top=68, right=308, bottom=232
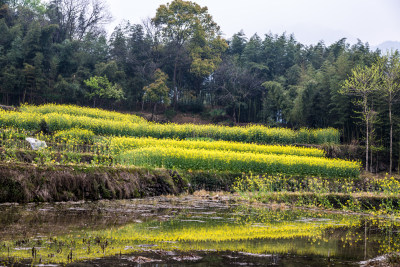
left=153, top=0, right=227, bottom=105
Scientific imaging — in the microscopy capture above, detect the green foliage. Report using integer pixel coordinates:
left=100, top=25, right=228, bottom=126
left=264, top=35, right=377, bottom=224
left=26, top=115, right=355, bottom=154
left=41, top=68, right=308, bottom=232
left=262, top=81, right=290, bottom=123
left=153, top=0, right=218, bottom=48
left=143, top=69, right=170, bottom=105
left=153, top=0, right=227, bottom=104
left=340, top=64, right=381, bottom=107
left=84, top=76, right=125, bottom=107
left=10, top=0, right=46, bottom=14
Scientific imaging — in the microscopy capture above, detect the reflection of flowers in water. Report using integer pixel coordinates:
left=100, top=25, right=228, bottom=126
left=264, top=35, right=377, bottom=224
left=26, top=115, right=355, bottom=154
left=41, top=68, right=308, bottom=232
left=1, top=200, right=400, bottom=265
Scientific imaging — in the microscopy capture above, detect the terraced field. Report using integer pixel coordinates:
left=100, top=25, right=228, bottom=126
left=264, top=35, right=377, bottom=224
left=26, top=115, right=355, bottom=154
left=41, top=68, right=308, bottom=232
left=0, top=104, right=360, bottom=178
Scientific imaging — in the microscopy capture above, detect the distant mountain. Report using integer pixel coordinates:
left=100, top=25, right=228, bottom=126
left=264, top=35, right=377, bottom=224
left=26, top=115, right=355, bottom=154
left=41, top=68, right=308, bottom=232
left=372, top=41, right=400, bottom=53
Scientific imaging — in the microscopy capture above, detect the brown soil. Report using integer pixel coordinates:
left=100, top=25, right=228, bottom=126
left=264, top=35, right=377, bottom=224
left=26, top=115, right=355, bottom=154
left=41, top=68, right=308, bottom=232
left=135, top=111, right=211, bottom=125
left=171, top=113, right=210, bottom=124
left=0, top=163, right=188, bottom=203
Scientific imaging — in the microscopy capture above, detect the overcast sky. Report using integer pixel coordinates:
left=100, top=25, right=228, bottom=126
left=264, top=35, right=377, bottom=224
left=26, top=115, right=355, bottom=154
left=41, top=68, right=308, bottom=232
left=105, top=0, right=399, bottom=46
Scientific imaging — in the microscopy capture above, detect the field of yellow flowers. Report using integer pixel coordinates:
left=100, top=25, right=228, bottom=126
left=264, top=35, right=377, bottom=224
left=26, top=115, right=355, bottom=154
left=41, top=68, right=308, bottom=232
left=109, top=136, right=326, bottom=157
left=0, top=104, right=360, bottom=178
left=117, top=146, right=360, bottom=178
left=0, top=104, right=339, bottom=144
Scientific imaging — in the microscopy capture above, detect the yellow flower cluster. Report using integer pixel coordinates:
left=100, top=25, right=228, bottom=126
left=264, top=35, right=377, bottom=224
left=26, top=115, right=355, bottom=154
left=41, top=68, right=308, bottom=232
left=110, top=136, right=326, bottom=157
left=118, top=146, right=361, bottom=178
left=19, top=103, right=146, bottom=123
left=54, top=128, right=96, bottom=145
left=0, top=104, right=340, bottom=145
left=373, top=176, right=400, bottom=195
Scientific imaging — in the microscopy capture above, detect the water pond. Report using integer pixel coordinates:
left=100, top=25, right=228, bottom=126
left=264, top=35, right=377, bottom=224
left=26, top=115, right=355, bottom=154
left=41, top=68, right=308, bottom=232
left=0, top=195, right=399, bottom=266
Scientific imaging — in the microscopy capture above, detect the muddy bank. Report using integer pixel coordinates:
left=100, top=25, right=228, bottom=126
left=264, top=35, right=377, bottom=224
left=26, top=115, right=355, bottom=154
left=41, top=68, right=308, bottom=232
left=0, top=163, right=240, bottom=203
left=0, top=164, right=191, bottom=203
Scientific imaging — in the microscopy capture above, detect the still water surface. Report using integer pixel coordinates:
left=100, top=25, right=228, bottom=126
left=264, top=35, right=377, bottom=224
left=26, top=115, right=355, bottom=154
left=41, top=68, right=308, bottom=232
left=0, top=196, right=399, bottom=266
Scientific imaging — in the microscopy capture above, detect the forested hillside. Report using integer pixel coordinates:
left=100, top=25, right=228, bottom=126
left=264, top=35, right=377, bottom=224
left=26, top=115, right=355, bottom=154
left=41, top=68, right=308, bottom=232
left=0, top=0, right=399, bottom=171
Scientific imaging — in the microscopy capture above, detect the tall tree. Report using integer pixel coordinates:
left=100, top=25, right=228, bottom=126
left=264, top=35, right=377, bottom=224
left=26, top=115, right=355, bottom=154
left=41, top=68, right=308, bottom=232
left=379, top=51, right=400, bottom=175
left=109, top=24, right=128, bottom=65
left=291, top=79, right=318, bottom=126
left=261, top=81, right=290, bottom=124
left=241, top=34, right=268, bottom=77
left=341, top=64, right=380, bottom=171
left=229, top=30, right=247, bottom=56
left=208, top=57, right=262, bottom=123
left=143, top=69, right=170, bottom=119
left=153, top=0, right=227, bottom=106
left=46, top=0, right=111, bottom=41
left=124, top=23, right=158, bottom=105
